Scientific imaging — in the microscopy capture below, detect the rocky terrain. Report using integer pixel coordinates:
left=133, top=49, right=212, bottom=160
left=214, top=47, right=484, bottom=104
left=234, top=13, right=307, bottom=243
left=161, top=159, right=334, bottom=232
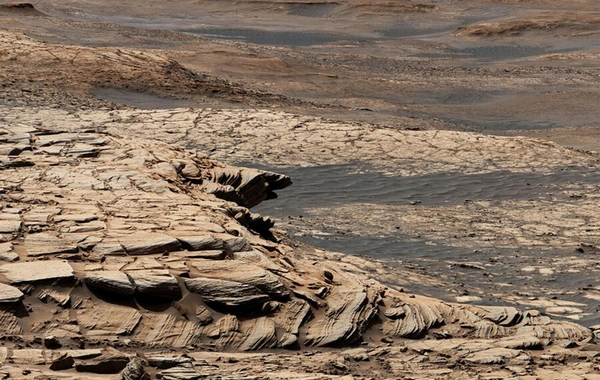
left=1, top=115, right=599, bottom=380
left=2, top=0, right=600, bottom=378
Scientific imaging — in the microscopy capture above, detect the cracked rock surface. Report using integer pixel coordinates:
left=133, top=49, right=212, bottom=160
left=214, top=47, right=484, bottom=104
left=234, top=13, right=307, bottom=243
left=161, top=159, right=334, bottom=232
left=0, top=120, right=598, bottom=379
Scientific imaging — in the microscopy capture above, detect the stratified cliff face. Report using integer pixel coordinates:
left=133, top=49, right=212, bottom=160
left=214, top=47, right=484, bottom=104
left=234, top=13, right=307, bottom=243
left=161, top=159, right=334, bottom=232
left=0, top=121, right=595, bottom=379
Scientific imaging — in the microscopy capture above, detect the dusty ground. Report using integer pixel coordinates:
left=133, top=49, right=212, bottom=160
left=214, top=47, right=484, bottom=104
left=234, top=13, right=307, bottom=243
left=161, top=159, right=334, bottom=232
left=2, top=0, right=600, bottom=378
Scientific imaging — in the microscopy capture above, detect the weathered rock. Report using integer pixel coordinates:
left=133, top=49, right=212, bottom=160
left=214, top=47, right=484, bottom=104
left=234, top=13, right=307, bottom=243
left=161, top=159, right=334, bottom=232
left=170, top=250, right=225, bottom=260
left=0, top=220, right=21, bottom=234
left=9, top=348, right=46, bottom=365
left=0, top=112, right=597, bottom=379
left=38, top=287, right=72, bottom=306
left=43, top=335, right=62, bottom=349
left=84, top=271, right=135, bottom=296
left=49, top=349, right=103, bottom=361
left=49, top=353, right=75, bottom=371
left=173, top=235, right=225, bottom=251
left=147, top=356, right=193, bottom=370
left=0, top=260, right=74, bottom=283
left=117, top=233, right=181, bottom=255
left=195, top=305, right=213, bottom=326
left=305, top=289, right=373, bottom=347
left=293, top=290, right=324, bottom=308
left=75, top=347, right=129, bottom=374
left=157, top=362, right=203, bottom=380
left=238, top=317, right=278, bottom=351
left=476, top=306, right=524, bottom=327
left=203, top=167, right=291, bottom=208
left=188, top=260, right=289, bottom=299
left=384, top=306, right=406, bottom=319
left=383, top=300, right=448, bottom=338
left=213, top=314, right=244, bottom=349
left=77, top=302, right=141, bottom=337
left=272, top=299, right=311, bottom=335
left=465, top=347, right=521, bottom=365
left=123, top=257, right=163, bottom=271
left=23, top=233, right=78, bottom=257
left=0, top=283, right=23, bottom=303
left=278, top=332, right=299, bottom=348
left=223, top=236, right=253, bottom=253
left=0, top=242, right=18, bottom=262
left=498, top=335, right=544, bottom=350
left=121, top=358, right=149, bottom=380
left=0, top=308, right=23, bottom=335
left=133, top=314, right=203, bottom=348
left=184, top=277, right=270, bottom=311
left=127, top=269, right=182, bottom=300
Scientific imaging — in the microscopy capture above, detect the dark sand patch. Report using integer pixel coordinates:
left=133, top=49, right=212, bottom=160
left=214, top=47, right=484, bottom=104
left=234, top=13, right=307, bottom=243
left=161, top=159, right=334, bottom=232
left=92, top=88, right=196, bottom=109
left=180, top=28, right=373, bottom=46
left=252, top=164, right=600, bottom=210
left=252, top=163, right=600, bottom=325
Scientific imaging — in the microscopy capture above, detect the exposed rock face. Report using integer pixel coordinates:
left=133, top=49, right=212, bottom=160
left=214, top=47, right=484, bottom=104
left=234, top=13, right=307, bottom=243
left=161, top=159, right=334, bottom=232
left=84, top=271, right=135, bottom=295
left=127, top=270, right=182, bottom=300
left=0, top=121, right=594, bottom=378
left=184, top=277, right=271, bottom=311
left=0, top=260, right=74, bottom=283
left=0, top=283, right=23, bottom=303
left=203, top=167, right=292, bottom=209
left=187, top=260, right=289, bottom=299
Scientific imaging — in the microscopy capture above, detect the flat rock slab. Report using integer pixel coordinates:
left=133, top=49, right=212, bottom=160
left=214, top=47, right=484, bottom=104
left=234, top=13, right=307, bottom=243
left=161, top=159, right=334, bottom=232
left=0, top=282, right=24, bottom=302
left=127, top=269, right=182, bottom=300
left=0, top=260, right=74, bottom=283
left=118, top=233, right=181, bottom=255
left=0, top=219, right=21, bottom=234
left=23, top=233, right=78, bottom=257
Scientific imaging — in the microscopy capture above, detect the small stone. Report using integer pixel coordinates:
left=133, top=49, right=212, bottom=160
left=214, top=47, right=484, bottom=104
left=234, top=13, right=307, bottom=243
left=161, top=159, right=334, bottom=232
left=44, top=335, right=61, bottom=349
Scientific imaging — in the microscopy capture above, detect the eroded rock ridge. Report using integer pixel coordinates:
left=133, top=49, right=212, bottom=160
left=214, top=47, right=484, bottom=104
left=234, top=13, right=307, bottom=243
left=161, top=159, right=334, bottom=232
left=0, top=123, right=596, bottom=378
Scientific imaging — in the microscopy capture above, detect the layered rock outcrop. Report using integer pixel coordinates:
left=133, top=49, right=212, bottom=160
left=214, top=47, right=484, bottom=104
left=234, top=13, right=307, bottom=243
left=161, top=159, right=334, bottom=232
left=0, top=122, right=595, bottom=378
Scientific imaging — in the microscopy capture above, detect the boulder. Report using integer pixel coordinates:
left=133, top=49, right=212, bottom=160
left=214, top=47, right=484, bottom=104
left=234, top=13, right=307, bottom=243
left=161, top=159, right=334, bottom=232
left=84, top=271, right=135, bottom=295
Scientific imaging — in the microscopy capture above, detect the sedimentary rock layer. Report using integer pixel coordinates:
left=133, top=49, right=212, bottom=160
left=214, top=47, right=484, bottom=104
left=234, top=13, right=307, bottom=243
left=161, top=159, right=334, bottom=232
left=0, top=121, right=595, bottom=378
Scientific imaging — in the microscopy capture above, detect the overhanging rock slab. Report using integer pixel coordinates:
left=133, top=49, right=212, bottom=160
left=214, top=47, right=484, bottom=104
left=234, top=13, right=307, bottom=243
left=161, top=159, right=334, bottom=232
left=0, top=260, right=74, bottom=283
left=0, top=282, right=24, bottom=302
